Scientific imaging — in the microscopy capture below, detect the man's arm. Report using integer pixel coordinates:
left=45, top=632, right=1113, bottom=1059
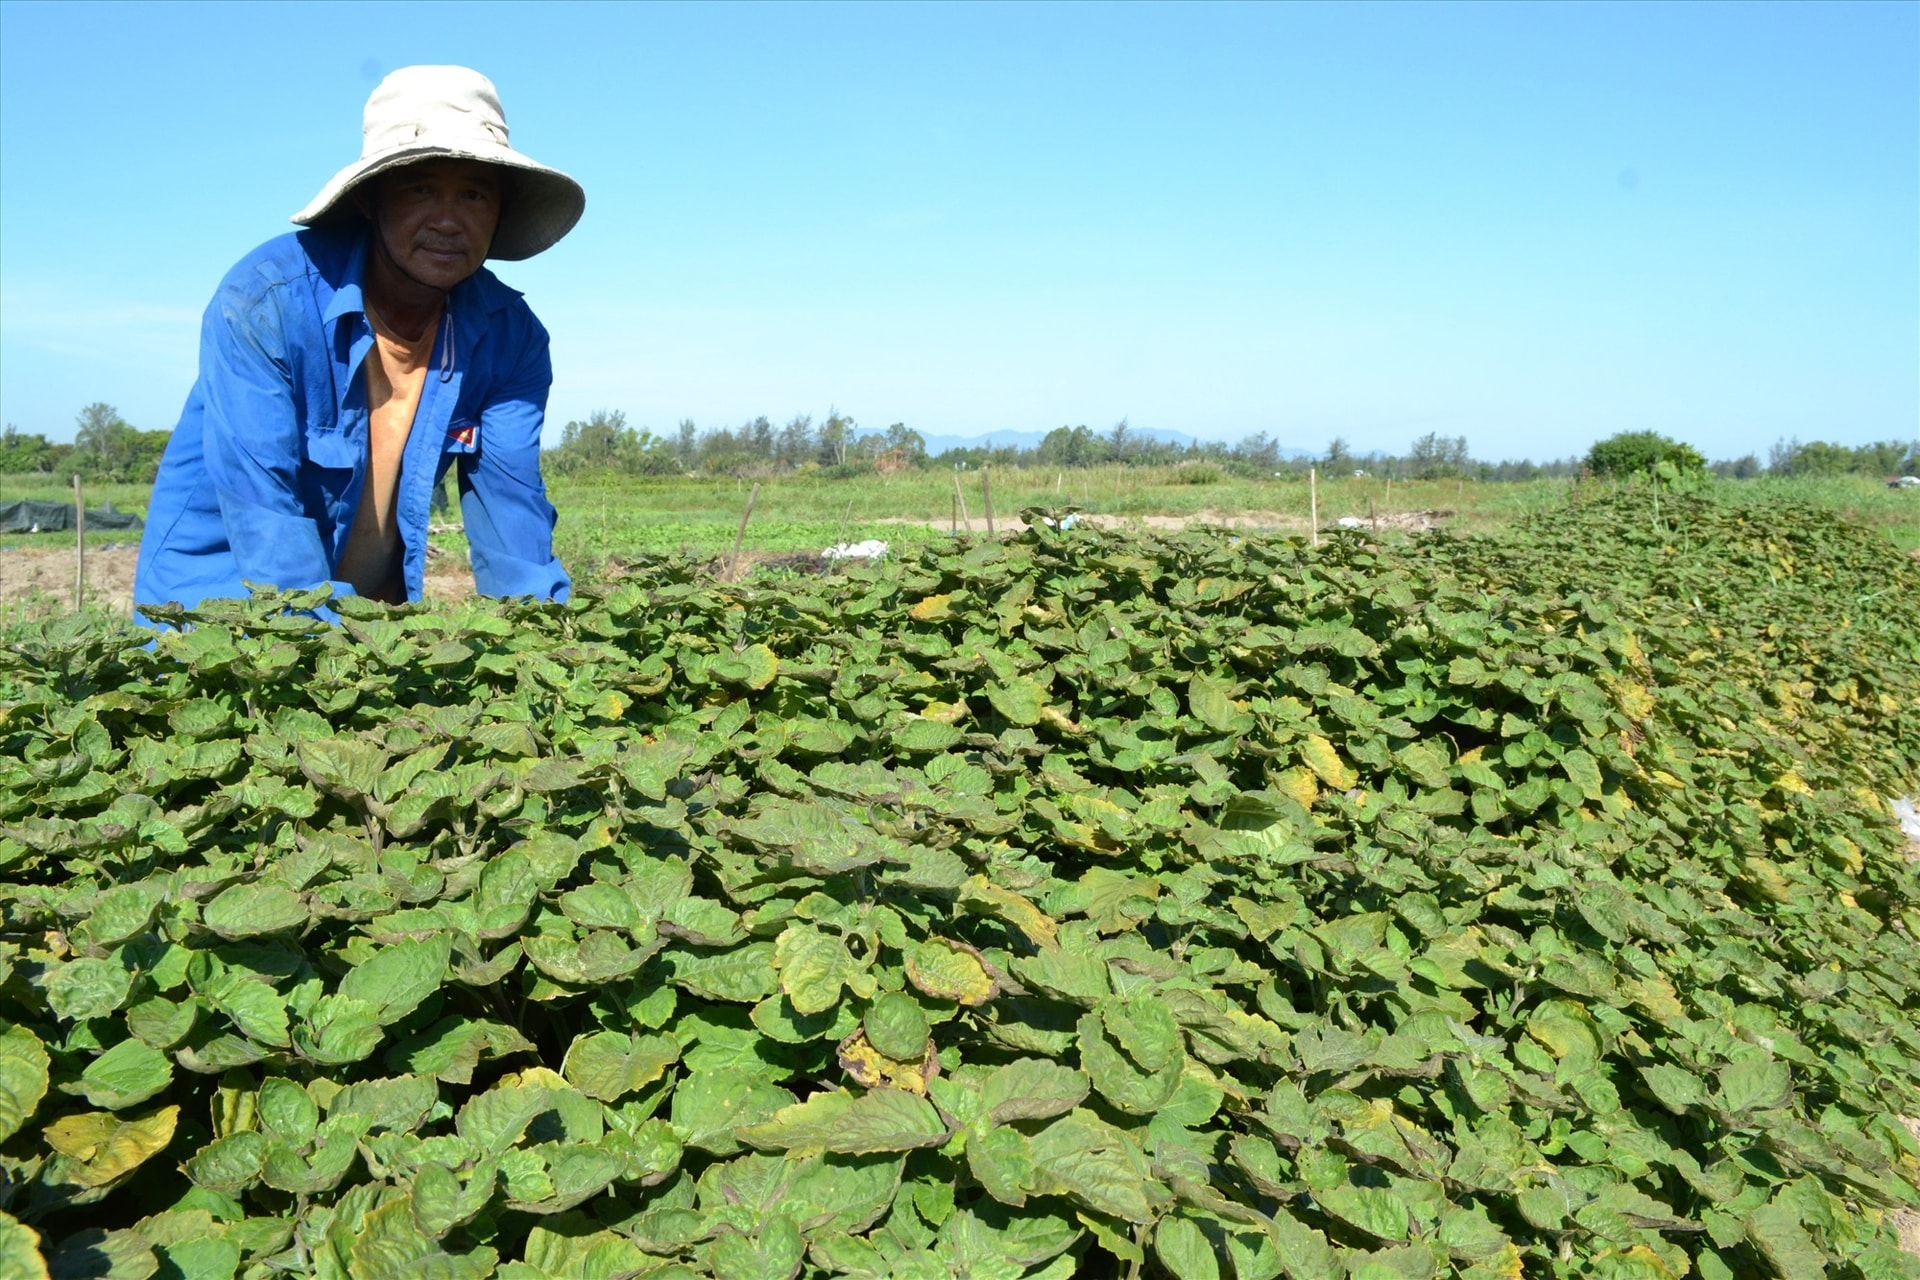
left=459, top=318, right=570, bottom=600
left=197, top=282, right=357, bottom=598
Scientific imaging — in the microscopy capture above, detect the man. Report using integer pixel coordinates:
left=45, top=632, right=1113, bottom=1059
left=134, top=65, right=583, bottom=618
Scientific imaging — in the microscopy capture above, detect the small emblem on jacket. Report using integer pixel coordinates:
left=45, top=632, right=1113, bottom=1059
left=449, top=423, right=478, bottom=448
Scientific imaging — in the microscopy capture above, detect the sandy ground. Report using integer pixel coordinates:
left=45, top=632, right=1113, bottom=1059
left=0, top=544, right=474, bottom=616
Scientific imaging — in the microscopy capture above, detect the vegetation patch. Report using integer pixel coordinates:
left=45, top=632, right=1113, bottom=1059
left=0, top=492, right=1916, bottom=1278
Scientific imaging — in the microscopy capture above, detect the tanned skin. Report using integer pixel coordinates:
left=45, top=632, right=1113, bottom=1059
left=356, top=160, right=503, bottom=340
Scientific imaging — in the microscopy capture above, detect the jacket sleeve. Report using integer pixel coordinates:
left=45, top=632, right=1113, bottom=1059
left=197, top=280, right=357, bottom=600
left=459, top=317, right=571, bottom=601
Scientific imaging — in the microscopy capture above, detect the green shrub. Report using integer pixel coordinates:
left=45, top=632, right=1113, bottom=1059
left=1586, top=430, right=1706, bottom=478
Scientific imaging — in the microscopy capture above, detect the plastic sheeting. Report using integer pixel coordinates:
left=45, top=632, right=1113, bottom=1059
left=0, top=500, right=144, bottom=534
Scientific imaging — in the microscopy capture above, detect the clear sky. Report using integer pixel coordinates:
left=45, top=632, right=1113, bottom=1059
left=1, top=0, right=1914, bottom=462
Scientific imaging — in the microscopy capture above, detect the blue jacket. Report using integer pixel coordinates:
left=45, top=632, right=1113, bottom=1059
left=134, top=224, right=570, bottom=616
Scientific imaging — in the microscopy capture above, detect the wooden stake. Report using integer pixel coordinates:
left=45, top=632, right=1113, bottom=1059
left=72, top=475, right=86, bottom=611
left=1369, top=497, right=1377, bottom=535
left=728, top=482, right=760, bottom=580
left=1309, top=466, right=1318, bottom=548
left=982, top=466, right=996, bottom=537
left=951, top=492, right=958, bottom=535
left=953, top=472, right=972, bottom=532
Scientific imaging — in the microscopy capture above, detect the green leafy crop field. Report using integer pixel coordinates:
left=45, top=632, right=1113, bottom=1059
left=0, top=491, right=1916, bottom=1278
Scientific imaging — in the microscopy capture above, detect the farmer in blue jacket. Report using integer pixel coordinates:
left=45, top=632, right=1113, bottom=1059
left=134, top=66, right=583, bottom=618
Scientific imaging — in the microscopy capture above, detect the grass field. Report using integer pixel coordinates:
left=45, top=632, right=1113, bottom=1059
left=7, top=468, right=1917, bottom=564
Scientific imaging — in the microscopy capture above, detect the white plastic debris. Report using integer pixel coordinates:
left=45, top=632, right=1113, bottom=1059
left=1335, top=516, right=1367, bottom=529
left=1893, top=796, right=1920, bottom=846
left=821, top=539, right=889, bottom=562
left=1041, top=513, right=1079, bottom=530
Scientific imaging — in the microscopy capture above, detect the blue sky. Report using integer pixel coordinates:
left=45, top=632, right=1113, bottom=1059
left=1, top=0, right=1914, bottom=462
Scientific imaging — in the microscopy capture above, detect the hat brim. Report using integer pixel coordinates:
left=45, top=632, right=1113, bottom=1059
left=291, top=142, right=584, bottom=261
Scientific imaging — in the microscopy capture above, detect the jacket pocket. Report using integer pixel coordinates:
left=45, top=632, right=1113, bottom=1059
left=306, top=431, right=362, bottom=471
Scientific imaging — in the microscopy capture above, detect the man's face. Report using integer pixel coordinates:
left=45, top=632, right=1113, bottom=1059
left=368, top=160, right=502, bottom=291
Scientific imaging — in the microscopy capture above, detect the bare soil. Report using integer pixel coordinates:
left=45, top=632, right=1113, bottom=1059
left=880, top=508, right=1455, bottom=535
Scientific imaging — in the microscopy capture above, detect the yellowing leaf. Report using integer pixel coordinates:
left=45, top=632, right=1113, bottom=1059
left=904, top=938, right=997, bottom=1006
left=836, top=1028, right=935, bottom=1094
left=1272, top=766, right=1319, bottom=809
left=1038, top=706, right=1083, bottom=734
left=1298, top=735, right=1355, bottom=790
left=909, top=594, right=954, bottom=621
left=44, top=1106, right=179, bottom=1188
left=959, top=875, right=1059, bottom=950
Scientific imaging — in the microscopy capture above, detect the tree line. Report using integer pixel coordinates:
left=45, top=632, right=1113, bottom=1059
left=1, top=404, right=172, bottom=483
left=3, top=404, right=1913, bottom=486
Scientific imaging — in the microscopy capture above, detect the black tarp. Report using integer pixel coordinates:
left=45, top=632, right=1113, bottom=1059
left=0, top=500, right=144, bottom=534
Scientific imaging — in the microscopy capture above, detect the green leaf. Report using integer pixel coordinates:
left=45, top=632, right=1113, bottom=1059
left=347, top=1195, right=497, bottom=1280
left=1717, top=1058, right=1792, bottom=1115
left=1154, top=1217, right=1222, bottom=1280
left=737, top=1087, right=948, bottom=1157
left=707, top=1214, right=803, bottom=1280
left=665, top=942, right=780, bottom=1003
left=775, top=923, right=860, bottom=1015
left=200, top=883, right=308, bottom=940
left=1028, top=1111, right=1167, bottom=1224
left=182, top=1131, right=267, bottom=1194
left=980, top=1058, right=1089, bottom=1124
left=561, top=1030, right=679, bottom=1102
left=984, top=677, right=1048, bottom=727
left=44, top=1227, right=157, bottom=1280
left=155, top=1235, right=240, bottom=1280
left=42, top=957, right=134, bottom=1022
left=669, top=1071, right=795, bottom=1156
left=862, top=992, right=931, bottom=1062
left=1743, top=1202, right=1827, bottom=1280
left=1078, top=1013, right=1181, bottom=1115
left=1639, top=1063, right=1709, bottom=1113
left=255, top=1078, right=318, bottom=1144
left=339, top=934, right=452, bottom=1024
left=76, top=1039, right=172, bottom=1111
left=207, top=974, right=289, bottom=1047
left=77, top=882, right=167, bottom=948
left=0, top=1025, right=51, bottom=1143
left=968, top=1124, right=1037, bottom=1207
left=296, top=736, right=387, bottom=799
left=0, top=1211, right=47, bottom=1280
left=1317, top=1184, right=1410, bottom=1241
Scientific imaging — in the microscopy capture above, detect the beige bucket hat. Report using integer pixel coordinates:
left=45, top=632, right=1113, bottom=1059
left=292, top=65, right=584, bottom=261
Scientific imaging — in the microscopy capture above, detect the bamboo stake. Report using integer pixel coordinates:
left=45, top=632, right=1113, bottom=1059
left=953, top=472, right=972, bottom=533
left=1309, top=466, right=1318, bottom=548
left=72, top=475, right=86, bottom=611
left=728, top=482, right=761, bottom=580
left=982, top=466, right=996, bottom=537
left=1369, top=497, right=1377, bottom=536
left=951, top=492, right=958, bottom=536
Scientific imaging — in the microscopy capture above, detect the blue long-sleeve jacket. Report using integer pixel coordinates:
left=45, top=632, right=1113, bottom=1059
left=134, top=224, right=570, bottom=617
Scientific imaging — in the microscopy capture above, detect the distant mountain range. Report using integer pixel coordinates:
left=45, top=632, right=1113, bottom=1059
left=917, top=427, right=1312, bottom=460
